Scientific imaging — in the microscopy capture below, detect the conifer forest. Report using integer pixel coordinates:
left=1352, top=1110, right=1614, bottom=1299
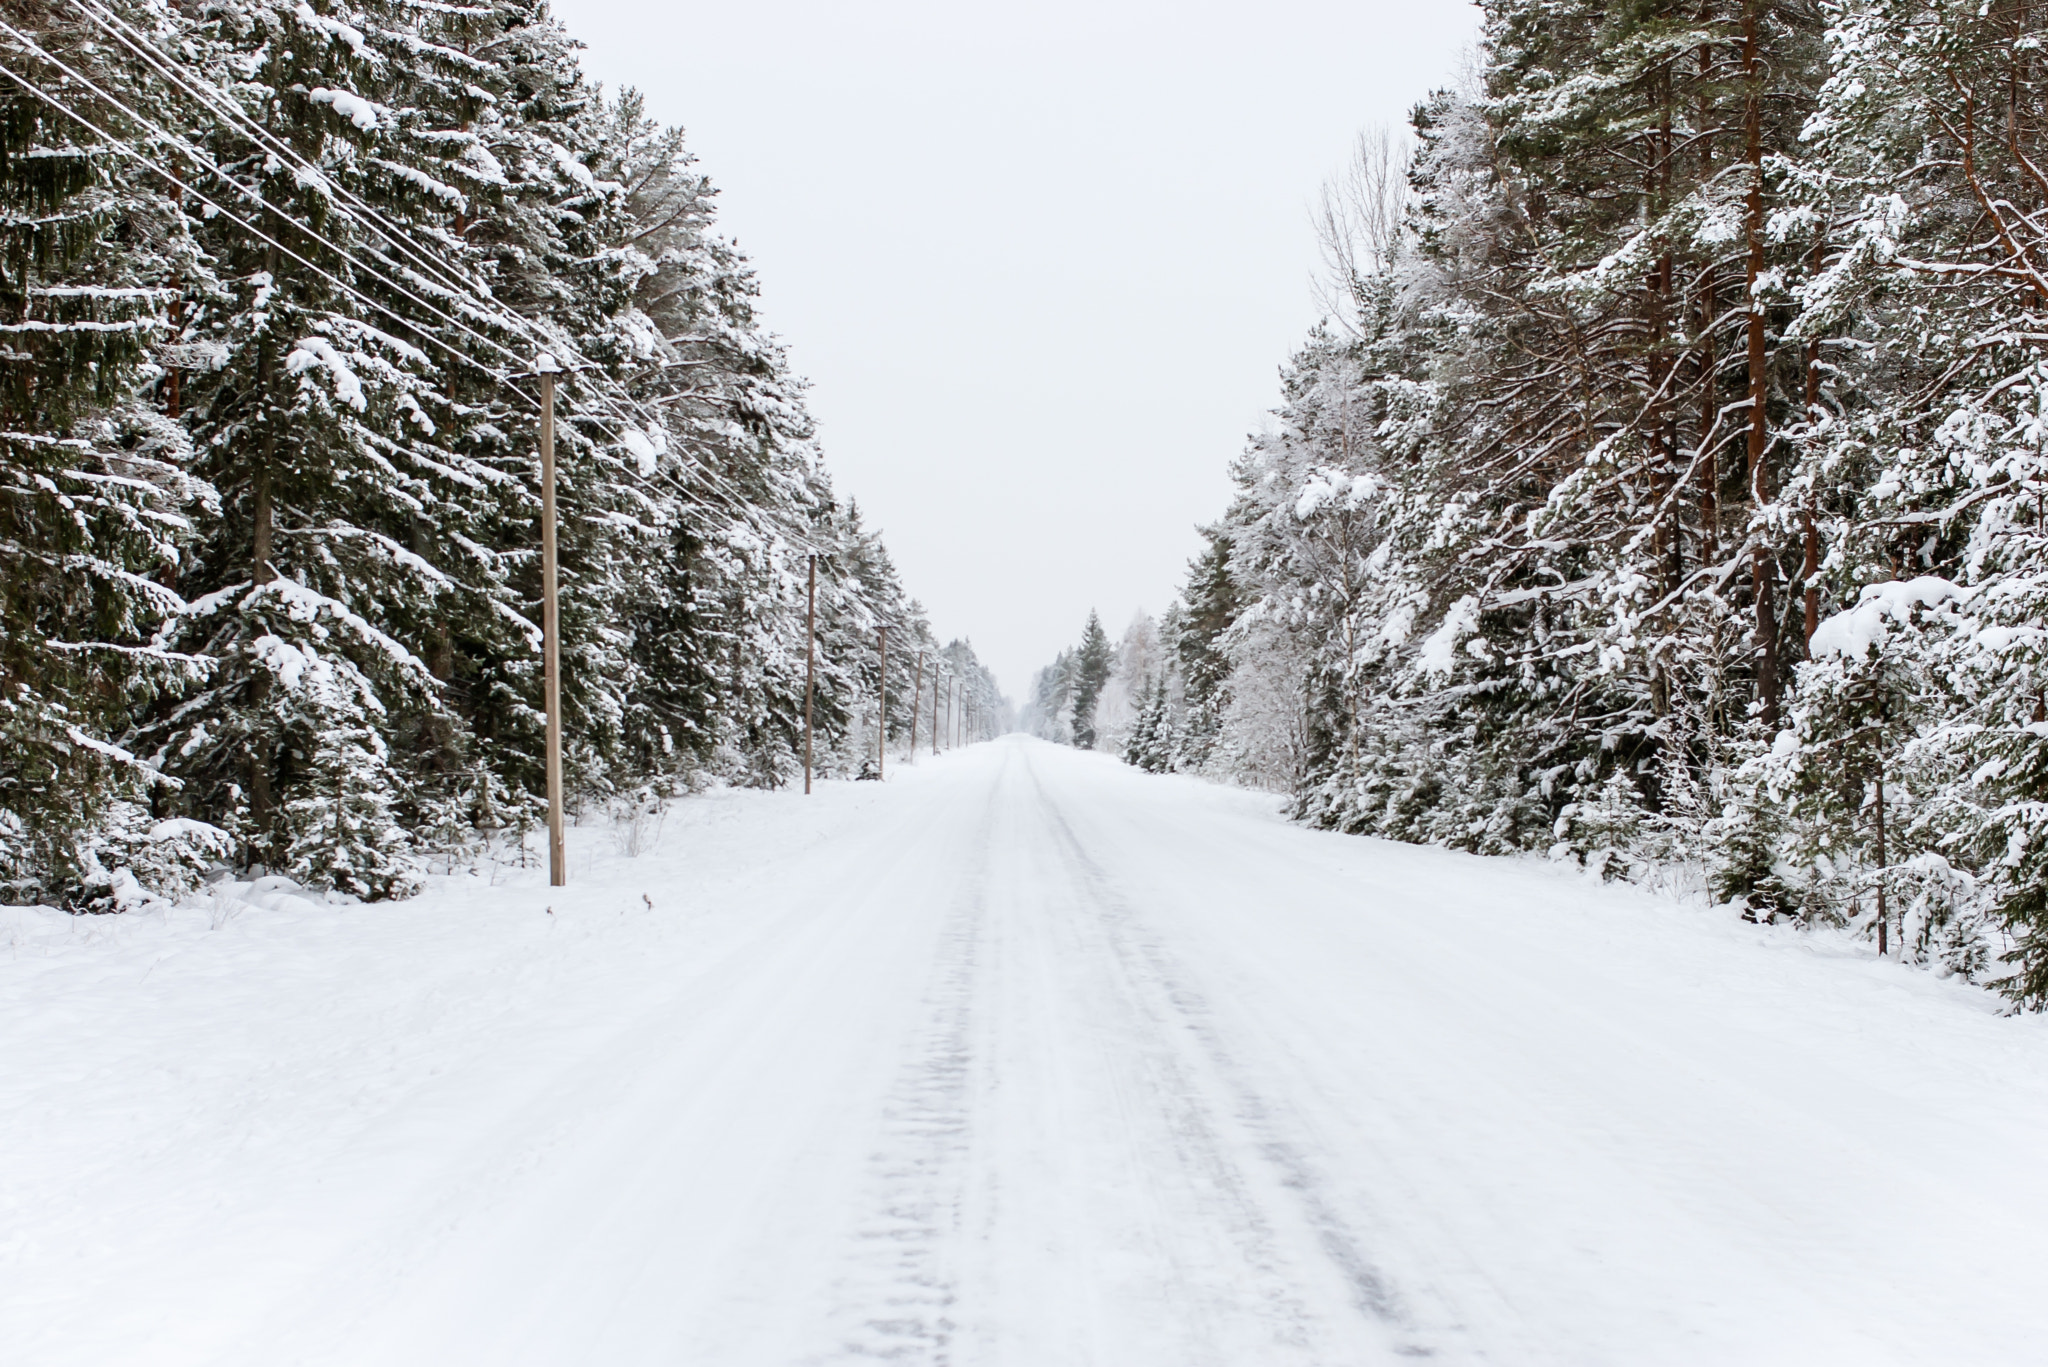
left=1027, top=0, right=2048, bottom=1007
left=12, top=4, right=2048, bottom=1359
left=0, top=0, right=1003, bottom=911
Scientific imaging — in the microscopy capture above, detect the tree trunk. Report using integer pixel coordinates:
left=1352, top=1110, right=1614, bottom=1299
left=1742, top=0, right=1779, bottom=726
left=1874, top=762, right=1889, bottom=957
left=252, top=451, right=274, bottom=585
left=1651, top=67, right=1680, bottom=595
left=252, top=242, right=279, bottom=586
left=248, top=720, right=273, bottom=871
left=1802, top=235, right=1824, bottom=653
left=1697, top=25, right=1719, bottom=565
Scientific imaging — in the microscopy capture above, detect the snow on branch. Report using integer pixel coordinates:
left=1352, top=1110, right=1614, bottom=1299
left=1809, top=578, right=1968, bottom=660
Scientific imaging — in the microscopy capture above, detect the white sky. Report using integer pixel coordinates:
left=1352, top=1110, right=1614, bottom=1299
left=551, top=0, right=1481, bottom=700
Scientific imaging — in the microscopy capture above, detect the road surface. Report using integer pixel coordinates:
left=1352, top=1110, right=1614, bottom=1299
left=5, top=737, right=2046, bottom=1365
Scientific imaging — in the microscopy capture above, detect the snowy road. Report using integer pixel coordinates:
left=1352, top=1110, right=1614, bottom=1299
left=6, top=737, right=2048, bottom=1365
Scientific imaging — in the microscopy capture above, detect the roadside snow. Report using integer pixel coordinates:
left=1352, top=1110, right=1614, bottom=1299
left=3, top=740, right=2044, bottom=1366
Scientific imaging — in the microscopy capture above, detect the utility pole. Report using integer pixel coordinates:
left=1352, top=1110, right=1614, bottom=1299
left=930, top=663, right=940, bottom=756
left=877, top=624, right=888, bottom=780
left=803, top=553, right=816, bottom=795
left=910, top=647, right=924, bottom=758
left=1875, top=763, right=1890, bottom=957
left=538, top=358, right=565, bottom=887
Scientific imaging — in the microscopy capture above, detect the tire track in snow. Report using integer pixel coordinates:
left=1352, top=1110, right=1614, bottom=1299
left=823, top=762, right=1004, bottom=1364
left=1021, top=753, right=1438, bottom=1363
left=210, top=779, right=985, bottom=1367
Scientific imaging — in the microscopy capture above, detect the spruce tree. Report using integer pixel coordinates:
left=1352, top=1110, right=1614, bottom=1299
left=1069, top=611, right=1111, bottom=749
left=0, top=0, right=218, bottom=905
left=132, top=0, right=528, bottom=891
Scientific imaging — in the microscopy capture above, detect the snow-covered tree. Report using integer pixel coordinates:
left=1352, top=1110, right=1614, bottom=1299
left=1093, top=611, right=1161, bottom=755
left=1143, top=0, right=2048, bottom=1003
left=0, top=0, right=962, bottom=904
left=0, top=0, right=220, bottom=904
left=1068, top=611, right=1112, bottom=749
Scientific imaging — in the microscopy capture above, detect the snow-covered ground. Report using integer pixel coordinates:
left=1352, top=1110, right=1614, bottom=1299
left=4, top=737, right=2046, bottom=1366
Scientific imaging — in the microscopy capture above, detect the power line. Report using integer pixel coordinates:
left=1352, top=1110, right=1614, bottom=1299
left=67, top=0, right=521, bottom=332
left=0, top=46, right=831, bottom=559
left=3, top=15, right=832, bottom=552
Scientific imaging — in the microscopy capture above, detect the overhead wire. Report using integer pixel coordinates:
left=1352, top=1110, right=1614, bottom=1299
left=62, top=0, right=838, bottom=554
left=4, top=12, right=833, bottom=554
left=0, top=87, right=505, bottom=385
left=66, top=0, right=528, bottom=328
left=0, top=49, right=746, bottom=541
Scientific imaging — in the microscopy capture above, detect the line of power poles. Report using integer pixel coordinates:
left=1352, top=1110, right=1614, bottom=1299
left=535, top=374, right=992, bottom=885
left=798, top=552, right=984, bottom=796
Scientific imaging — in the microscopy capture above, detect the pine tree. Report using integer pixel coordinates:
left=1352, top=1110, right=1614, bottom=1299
left=126, top=0, right=551, bottom=883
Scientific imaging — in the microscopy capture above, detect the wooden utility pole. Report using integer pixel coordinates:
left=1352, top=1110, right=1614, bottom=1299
left=877, top=624, right=888, bottom=780
left=1875, top=763, right=1890, bottom=957
left=804, top=553, right=817, bottom=795
left=930, top=664, right=940, bottom=756
left=539, top=362, right=565, bottom=886
left=909, top=647, right=924, bottom=758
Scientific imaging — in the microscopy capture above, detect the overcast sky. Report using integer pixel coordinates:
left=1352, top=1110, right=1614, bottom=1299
left=551, top=0, right=1481, bottom=700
